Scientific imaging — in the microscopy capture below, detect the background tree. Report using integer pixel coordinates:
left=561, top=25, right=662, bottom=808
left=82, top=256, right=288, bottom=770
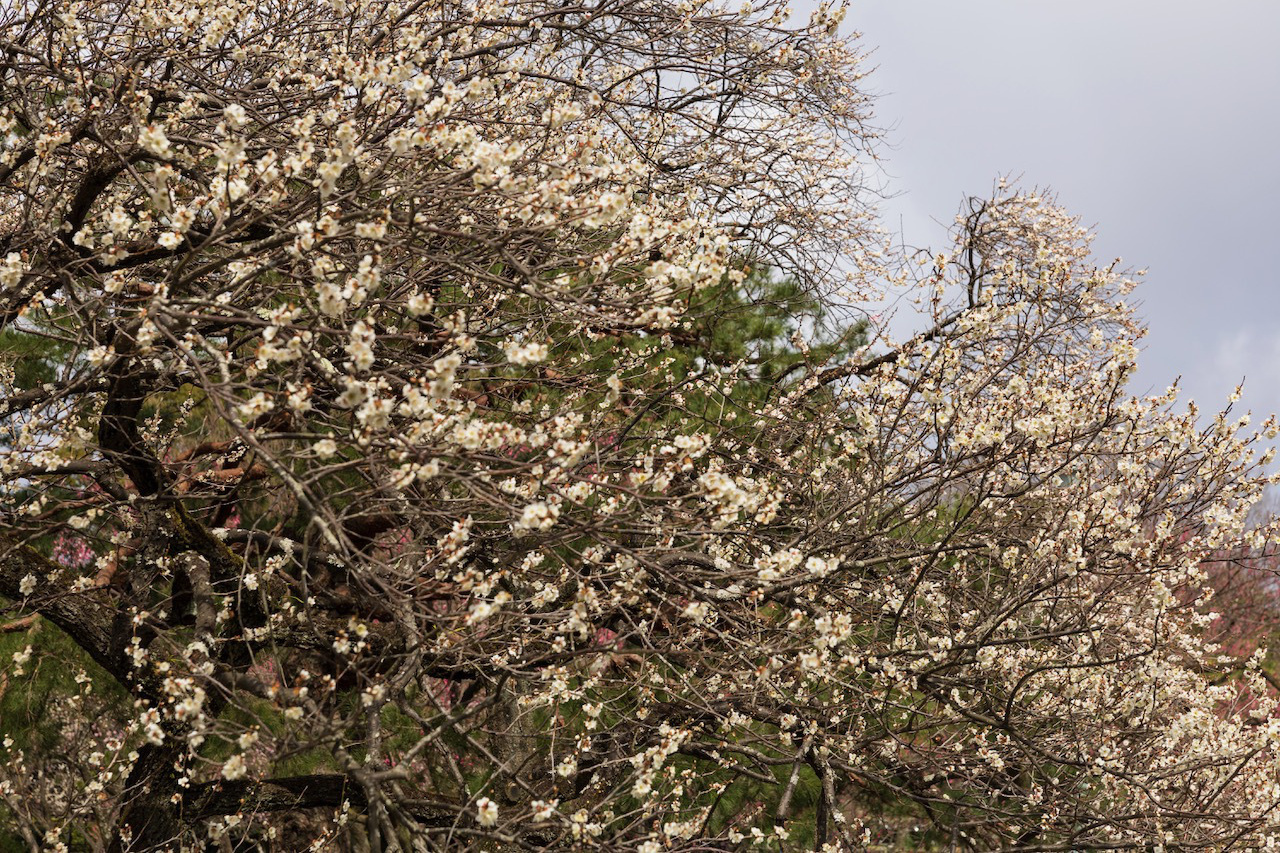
left=3, top=1, right=1280, bottom=852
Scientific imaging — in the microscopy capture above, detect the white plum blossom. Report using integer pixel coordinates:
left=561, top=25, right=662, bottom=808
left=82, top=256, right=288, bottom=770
left=0, top=252, right=24, bottom=289
left=223, top=103, right=248, bottom=129
left=137, top=124, right=172, bottom=158
left=514, top=500, right=559, bottom=535
left=475, top=797, right=498, bottom=827
left=504, top=341, right=549, bottom=365
left=346, top=319, right=377, bottom=371
left=221, top=754, right=248, bottom=780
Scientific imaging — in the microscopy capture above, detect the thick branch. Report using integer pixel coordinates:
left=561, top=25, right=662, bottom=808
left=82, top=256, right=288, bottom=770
left=0, top=533, right=122, bottom=681
left=183, top=774, right=454, bottom=824
left=98, top=357, right=165, bottom=497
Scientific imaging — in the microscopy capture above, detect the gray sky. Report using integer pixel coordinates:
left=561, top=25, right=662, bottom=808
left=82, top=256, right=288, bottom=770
left=852, top=1, right=1280, bottom=425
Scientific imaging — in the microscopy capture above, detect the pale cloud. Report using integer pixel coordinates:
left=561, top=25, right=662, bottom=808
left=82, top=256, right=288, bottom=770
left=1203, top=329, right=1280, bottom=412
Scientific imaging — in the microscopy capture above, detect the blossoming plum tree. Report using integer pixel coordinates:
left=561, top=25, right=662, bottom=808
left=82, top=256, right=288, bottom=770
left=3, top=0, right=1280, bottom=850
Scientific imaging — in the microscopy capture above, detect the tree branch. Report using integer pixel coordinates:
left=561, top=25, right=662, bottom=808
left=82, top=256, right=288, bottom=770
left=183, top=774, right=455, bottom=824
left=0, top=533, right=122, bottom=682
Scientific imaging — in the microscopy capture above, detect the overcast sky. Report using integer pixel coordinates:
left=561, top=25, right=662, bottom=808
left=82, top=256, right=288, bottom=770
left=850, top=2, right=1280, bottom=427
